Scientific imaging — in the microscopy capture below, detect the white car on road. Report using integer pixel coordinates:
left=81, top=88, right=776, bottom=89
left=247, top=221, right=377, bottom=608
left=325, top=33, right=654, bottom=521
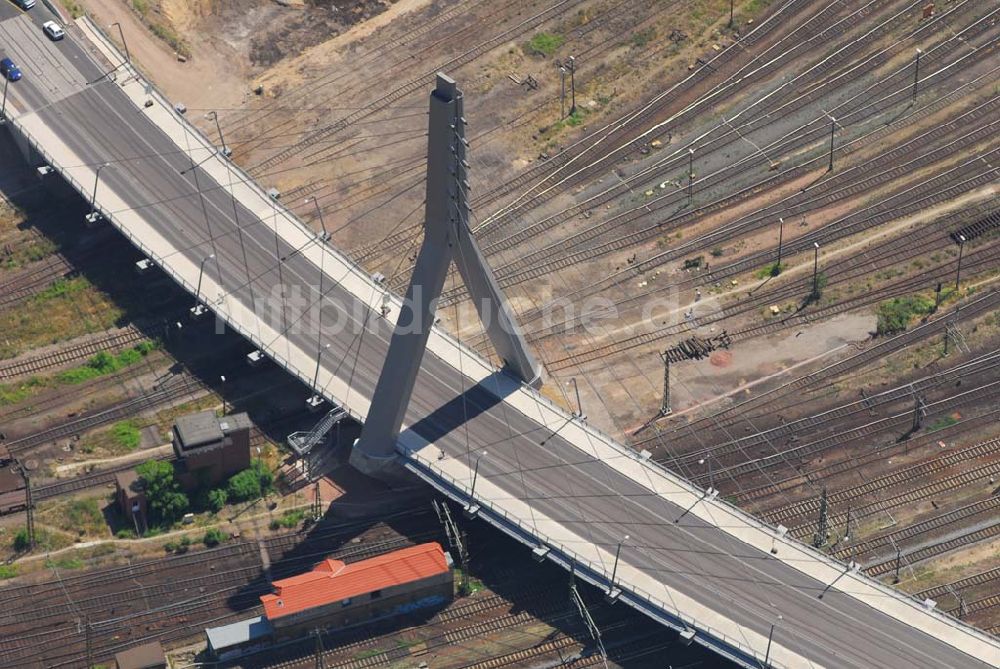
left=42, top=21, right=65, bottom=41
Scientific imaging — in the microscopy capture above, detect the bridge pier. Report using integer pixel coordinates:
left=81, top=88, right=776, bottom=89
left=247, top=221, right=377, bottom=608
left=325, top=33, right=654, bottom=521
left=351, top=73, right=541, bottom=481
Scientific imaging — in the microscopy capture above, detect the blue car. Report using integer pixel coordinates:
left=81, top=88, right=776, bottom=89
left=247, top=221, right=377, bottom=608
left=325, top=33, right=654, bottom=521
left=1, top=58, right=22, bottom=82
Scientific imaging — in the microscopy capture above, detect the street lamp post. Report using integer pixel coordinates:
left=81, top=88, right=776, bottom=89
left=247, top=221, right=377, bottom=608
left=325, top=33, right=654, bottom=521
left=220, top=375, right=227, bottom=414
left=110, top=22, right=131, bottom=65
left=196, top=253, right=215, bottom=300
left=774, top=217, right=784, bottom=275
left=687, top=148, right=695, bottom=206
left=764, top=615, right=782, bottom=667
left=568, top=56, right=577, bottom=116
left=827, top=116, right=836, bottom=172
left=912, top=48, right=922, bottom=102
left=311, top=342, right=330, bottom=391
left=205, top=111, right=231, bottom=158
left=91, top=162, right=110, bottom=211
left=559, top=65, right=567, bottom=119
left=470, top=451, right=488, bottom=499
left=610, top=534, right=629, bottom=586
left=955, top=234, right=966, bottom=291
left=811, top=242, right=821, bottom=300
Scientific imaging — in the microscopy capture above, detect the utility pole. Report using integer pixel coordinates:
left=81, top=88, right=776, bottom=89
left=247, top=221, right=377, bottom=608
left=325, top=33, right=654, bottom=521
left=687, top=148, right=695, bottom=206
left=954, top=234, right=966, bottom=291
left=85, top=617, right=93, bottom=669
left=773, top=217, right=784, bottom=276
left=843, top=506, right=851, bottom=543
left=570, top=377, right=584, bottom=418
left=933, top=281, right=943, bottom=312
left=728, top=0, right=735, bottom=28
left=23, top=468, right=35, bottom=550
left=90, top=162, right=110, bottom=212
left=570, top=568, right=609, bottom=669
left=912, top=48, right=922, bottom=102
left=893, top=548, right=902, bottom=584
left=434, top=500, right=471, bottom=594
left=313, top=628, right=325, bottom=669
left=827, top=116, right=836, bottom=172
left=911, top=395, right=927, bottom=433
left=567, top=56, right=577, bottom=116
left=312, top=481, right=323, bottom=521
left=812, top=488, right=828, bottom=549
left=659, top=352, right=671, bottom=416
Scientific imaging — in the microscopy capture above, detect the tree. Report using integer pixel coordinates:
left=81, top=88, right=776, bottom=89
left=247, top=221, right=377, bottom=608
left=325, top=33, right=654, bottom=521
left=250, top=458, right=274, bottom=494
left=136, top=460, right=189, bottom=525
left=12, top=528, right=30, bottom=552
left=207, top=488, right=228, bottom=513
left=227, top=468, right=262, bottom=502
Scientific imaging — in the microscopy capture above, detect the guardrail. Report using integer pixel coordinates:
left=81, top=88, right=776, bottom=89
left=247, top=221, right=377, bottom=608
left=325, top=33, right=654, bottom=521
left=15, top=15, right=1000, bottom=665
left=404, top=450, right=780, bottom=669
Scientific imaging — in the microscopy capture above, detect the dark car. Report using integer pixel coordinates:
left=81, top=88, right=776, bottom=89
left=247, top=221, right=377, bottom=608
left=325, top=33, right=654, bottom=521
left=0, top=58, right=22, bottom=82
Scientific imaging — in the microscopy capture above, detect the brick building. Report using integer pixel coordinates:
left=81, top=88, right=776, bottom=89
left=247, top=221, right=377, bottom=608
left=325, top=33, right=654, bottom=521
left=172, top=411, right=252, bottom=490
left=260, top=542, right=454, bottom=639
left=114, top=470, right=148, bottom=534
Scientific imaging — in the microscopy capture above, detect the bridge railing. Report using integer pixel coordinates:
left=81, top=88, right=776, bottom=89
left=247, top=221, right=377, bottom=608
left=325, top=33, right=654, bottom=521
left=404, top=449, right=783, bottom=669
left=24, top=17, right=1000, bottom=659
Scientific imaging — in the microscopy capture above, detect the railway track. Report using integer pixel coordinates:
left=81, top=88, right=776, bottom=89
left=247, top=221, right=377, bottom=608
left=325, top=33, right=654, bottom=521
left=700, top=377, right=1000, bottom=484
left=761, top=437, right=1000, bottom=526
left=651, top=289, right=1000, bottom=453
left=0, top=325, right=148, bottom=381
left=4, top=372, right=208, bottom=456
left=831, top=494, right=1000, bottom=562
left=672, top=350, right=1000, bottom=471
left=915, top=566, right=1000, bottom=602
left=865, top=520, right=1000, bottom=577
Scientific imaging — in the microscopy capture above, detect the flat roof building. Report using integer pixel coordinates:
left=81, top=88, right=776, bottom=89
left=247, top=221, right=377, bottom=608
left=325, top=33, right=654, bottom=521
left=172, top=411, right=253, bottom=489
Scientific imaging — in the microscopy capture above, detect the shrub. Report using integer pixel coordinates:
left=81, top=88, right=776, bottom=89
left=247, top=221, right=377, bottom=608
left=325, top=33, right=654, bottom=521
left=876, top=295, right=935, bottom=335
left=111, top=421, right=142, bottom=452
left=13, top=528, right=31, bottom=552
left=164, top=541, right=178, bottom=553
left=527, top=32, right=565, bottom=56
left=226, top=459, right=273, bottom=503
left=115, top=528, right=135, bottom=539
left=203, top=528, right=228, bottom=547
left=0, top=564, right=17, bottom=579
left=208, top=488, right=228, bottom=513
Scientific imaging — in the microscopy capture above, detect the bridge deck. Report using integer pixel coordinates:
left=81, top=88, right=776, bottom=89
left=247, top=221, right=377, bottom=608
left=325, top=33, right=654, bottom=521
left=1, top=5, right=997, bottom=668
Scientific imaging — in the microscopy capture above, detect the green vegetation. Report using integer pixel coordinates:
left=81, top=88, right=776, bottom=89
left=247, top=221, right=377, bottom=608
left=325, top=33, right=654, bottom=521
left=110, top=420, right=142, bottom=452
left=0, top=564, right=17, bottom=579
left=755, top=261, right=785, bottom=279
left=226, top=459, right=274, bottom=503
left=630, top=28, right=656, bottom=49
left=57, top=342, right=157, bottom=384
left=207, top=488, right=228, bottom=513
left=131, top=0, right=149, bottom=14
left=929, top=415, right=959, bottom=432
left=149, top=23, right=190, bottom=58
left=45, top=556, right=85, bottom=570
left=876, top=295, right=935, bottom=335
left=270, top=508, right=306, bottom=531
left=55, top=0, right=85, bottom=18
left=710, top=247, right=725, bottom=257
left=0, top=342, right=156, bottom=408
left=202, top=528, right=228, bottom=547
left=164, top=536, right=192, bottom=554
left=136, top=460, right=189, bottom=526
left=13, top=528, right=31, bottom=552
left=527, top=32, right=565, bottom=56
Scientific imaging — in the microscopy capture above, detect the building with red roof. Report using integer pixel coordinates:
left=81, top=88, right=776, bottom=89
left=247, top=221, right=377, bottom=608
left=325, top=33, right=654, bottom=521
left=259, top=542, right=454, bottom=638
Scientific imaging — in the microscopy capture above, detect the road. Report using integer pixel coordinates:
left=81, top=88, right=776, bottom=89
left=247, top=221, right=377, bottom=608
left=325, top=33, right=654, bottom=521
left=0, top=3, right=997, bottom=667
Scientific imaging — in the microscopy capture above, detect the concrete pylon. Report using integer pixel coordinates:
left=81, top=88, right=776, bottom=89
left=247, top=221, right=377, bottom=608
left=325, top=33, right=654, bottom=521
left=351, top=73, right=542, bottom=480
